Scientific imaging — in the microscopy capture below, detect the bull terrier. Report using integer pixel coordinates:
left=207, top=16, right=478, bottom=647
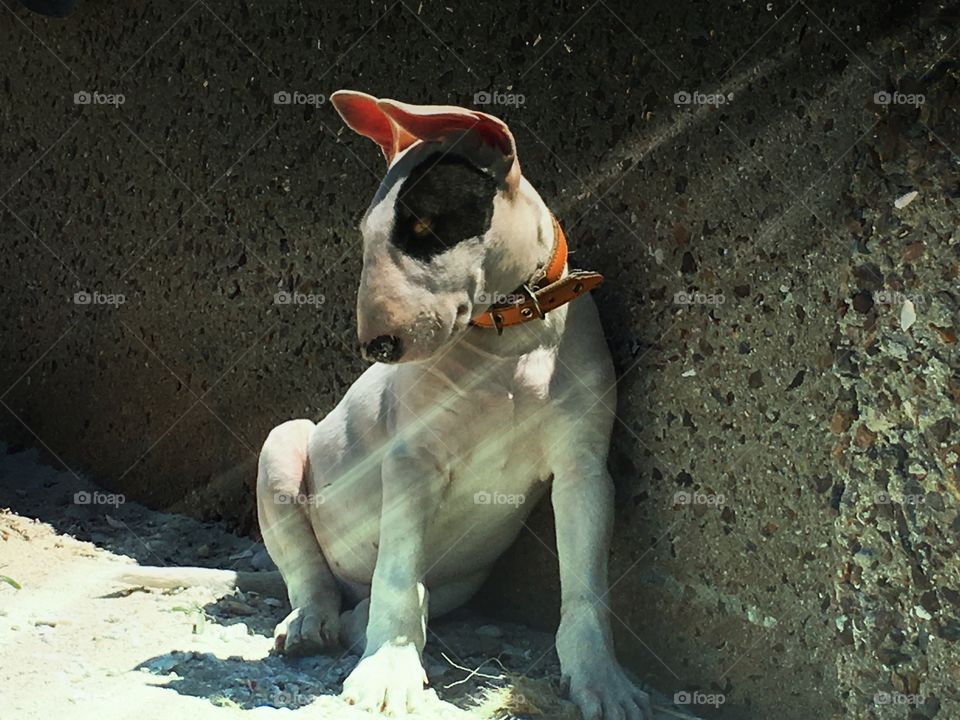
left=124, top=90, right=651, bottom=720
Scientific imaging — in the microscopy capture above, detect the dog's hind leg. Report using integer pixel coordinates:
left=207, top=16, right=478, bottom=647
left=256, top=418, right=341, bottom=656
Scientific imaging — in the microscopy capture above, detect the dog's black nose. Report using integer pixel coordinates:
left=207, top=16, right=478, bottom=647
left=363, top=335, right=403, bottom=363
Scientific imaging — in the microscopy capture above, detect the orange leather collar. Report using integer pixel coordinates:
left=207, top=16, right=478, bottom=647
left=470, top=215, right=603, bottom=333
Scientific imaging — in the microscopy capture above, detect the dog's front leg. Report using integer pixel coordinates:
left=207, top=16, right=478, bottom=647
left=552, top=448, right=653, bottom=720
left=341, top=441, right=437, bottom=715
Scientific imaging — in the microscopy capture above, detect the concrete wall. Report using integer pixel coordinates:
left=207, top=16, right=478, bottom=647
left=2, top=1, right=958, bottom=717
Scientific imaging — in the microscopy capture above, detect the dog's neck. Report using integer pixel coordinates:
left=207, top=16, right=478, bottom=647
left=467, top=179, right=601, bottom=341
left=398, top=204, right=570, bottom=396
left=472, top=213, right=566, bottom=324
left=460, top=204, right=568, bottom=359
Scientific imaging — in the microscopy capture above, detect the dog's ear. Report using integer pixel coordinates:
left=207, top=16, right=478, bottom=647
left=330, top=90, right=418, bottom=165
left=376, top=99, right=521, bottom=192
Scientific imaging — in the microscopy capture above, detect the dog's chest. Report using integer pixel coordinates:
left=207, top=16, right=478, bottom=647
left=424, top=347, right=559, bottom=500
left=405, top=353, right=555, bottom=567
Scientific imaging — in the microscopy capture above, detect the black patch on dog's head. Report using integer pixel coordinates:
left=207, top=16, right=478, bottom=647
left=392, top=154, right=497, bottom=262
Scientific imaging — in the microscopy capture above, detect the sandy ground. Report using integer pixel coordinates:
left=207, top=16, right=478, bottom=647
left=0, top=443, right=699, bottom=720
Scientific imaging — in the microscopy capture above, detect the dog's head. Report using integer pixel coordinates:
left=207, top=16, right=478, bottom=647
left=330, top=90, right=550, bottom=364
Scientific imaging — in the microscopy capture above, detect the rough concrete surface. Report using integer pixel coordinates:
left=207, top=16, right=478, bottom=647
left=1, top=1, right=959, bottom=719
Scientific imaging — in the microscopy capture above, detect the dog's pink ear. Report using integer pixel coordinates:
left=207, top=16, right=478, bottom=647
left=330, top=90, right=418, bottom=164
left=376, top=99, right=521, bottom=191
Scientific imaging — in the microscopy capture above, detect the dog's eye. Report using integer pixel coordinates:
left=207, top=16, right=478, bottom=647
left=412, top=217, right=434, bottom=238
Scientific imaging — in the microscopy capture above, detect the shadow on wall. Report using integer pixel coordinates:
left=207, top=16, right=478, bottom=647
left=1, top=1, right=958, bottom=718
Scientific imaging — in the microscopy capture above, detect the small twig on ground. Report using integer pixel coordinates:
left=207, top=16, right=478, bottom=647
left=441, top=653, right=506, bottom=688
left=1, top=575, right=21, bottom=589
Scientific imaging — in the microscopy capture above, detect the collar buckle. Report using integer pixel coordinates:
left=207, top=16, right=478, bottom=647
left=469, top=214, right=603, bottom=331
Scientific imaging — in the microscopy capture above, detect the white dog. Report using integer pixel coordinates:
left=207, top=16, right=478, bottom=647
left=124, top=90, right=650, bottom=720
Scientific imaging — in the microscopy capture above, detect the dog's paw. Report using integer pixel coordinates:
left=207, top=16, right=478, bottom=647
left=341, top=642, right=428, bottom=715
left=274, top=604, right=340, bottom=656
left=566, top=663, right=652, bottom=720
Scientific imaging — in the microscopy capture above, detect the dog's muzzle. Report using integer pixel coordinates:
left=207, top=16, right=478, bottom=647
left=362, top=334, right=404, bottom=363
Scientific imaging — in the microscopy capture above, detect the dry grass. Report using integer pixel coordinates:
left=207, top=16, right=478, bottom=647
left=470, top=674, right=579, bottom=720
